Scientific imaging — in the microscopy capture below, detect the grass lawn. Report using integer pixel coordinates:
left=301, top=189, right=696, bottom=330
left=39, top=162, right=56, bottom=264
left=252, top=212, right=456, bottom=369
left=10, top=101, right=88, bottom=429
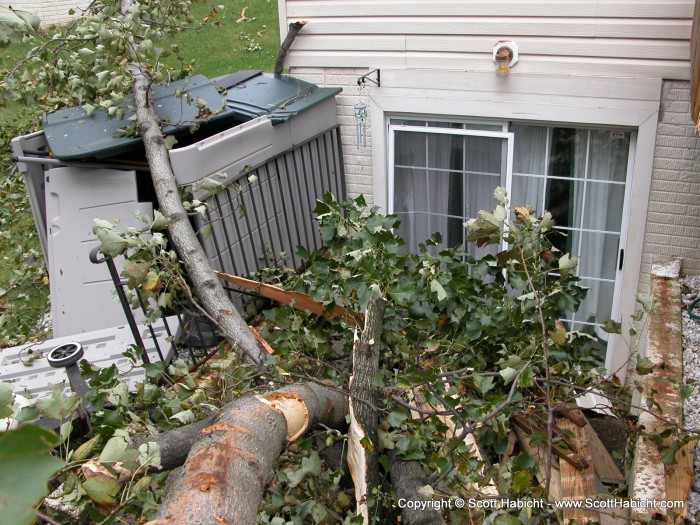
left=0, top=0, right=280, bottom=346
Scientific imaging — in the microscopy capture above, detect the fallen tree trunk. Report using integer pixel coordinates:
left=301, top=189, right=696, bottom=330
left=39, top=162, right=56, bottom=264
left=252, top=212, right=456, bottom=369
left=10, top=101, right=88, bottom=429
left=389, top=451, right=447, bottom=525
left=347, top=298, right=386, bottom=522
left=144, top=383, right=348, bottom=525
left=119, top=0, right=267, bottom=367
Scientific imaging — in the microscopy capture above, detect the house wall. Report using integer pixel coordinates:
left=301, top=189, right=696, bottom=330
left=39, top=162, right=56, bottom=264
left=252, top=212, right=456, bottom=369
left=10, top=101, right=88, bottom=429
left=280, top=0, right=693, bottom=80
left=290, top=67, right=375, bottom=203
left=639, top=80, right=700, bottom=290
left=0, top=1, right=90, bottom=26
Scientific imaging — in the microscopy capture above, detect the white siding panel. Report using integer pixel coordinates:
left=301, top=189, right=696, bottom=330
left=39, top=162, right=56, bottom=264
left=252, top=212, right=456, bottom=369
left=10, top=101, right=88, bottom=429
left=286, top=1, right=692, bottom=19
left=300, top=18, right=690, bottom=40
left=292, top=35, right=407, bottom=52
left=378, top=70, right=664, bottom=100
left=409, top=36, right=687, bottom=60
left=281, top=0, right=693, bottom=79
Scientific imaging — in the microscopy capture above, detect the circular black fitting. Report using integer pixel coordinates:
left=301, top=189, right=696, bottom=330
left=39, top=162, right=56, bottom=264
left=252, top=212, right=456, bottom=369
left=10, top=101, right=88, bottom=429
left=47, top=342, right=84, bottom=368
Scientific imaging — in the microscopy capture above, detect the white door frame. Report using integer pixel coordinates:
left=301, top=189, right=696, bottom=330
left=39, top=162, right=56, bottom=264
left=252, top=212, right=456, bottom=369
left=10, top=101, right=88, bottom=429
left=369, top=70, right=661, bottom=381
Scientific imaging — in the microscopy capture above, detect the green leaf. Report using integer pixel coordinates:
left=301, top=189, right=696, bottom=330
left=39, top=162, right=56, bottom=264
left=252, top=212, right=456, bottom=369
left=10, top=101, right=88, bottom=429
left=164, top=135, right=178, bottom=150
left=0, top=425, right=63, bottom=525
left=499, top=367, right=519, bottom=384
left=96, top=228, right=129, bottom=257
left=170, top=409, right=195, bottom=425
left=430, top=279, right=447, bottom=301
left=636, top=293, right=654, bottom=314
left=602, top=319, right=622, bottom=334
left=151, top=210, right=171, bottom=230
left=493, top=186, right=508, bottom=206
left=386, top=410, right=408, bottom=428
left=473, top=373, right=495, bottom=395
left=0, top=381, right=13, bottom=419
left=636, top=356, right=654, bottom=376
left=199, top=177, right=226, bottom=194
left=558, top=253, right=579, bottom=277
left=511, top=451, right=536, bottom=471
left=660, top=444, right=679, bottom=466
left=82, top=475, right=121, bottom=506
left=287, top=451, right=322, bottom=488
left=99, top=429, right=131, bottom=464
left=511, top=469, right=532, bottom=492
left=36, top=384, right=80, bottom=421
left=137, top=442, right=161, bottom=469
left=82, top=103, right=96, bottom=117
left=537, top=211, right=555, bottom=231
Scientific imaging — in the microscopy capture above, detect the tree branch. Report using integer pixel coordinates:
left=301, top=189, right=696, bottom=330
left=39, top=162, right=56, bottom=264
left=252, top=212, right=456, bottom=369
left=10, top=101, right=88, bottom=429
left=274, top=21, right=307, bottom=75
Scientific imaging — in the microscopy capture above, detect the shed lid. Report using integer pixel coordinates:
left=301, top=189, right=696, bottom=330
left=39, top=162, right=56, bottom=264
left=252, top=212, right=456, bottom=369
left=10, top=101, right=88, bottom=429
left=42, top=71, right=341, bottom=161
left=43, top=74, right=235, bottom=160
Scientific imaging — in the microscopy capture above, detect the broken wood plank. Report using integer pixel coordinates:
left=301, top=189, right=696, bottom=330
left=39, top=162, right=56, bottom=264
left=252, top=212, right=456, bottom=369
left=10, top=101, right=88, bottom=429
left=554, top=405, right=588, bottom=427
left=409, top=388, right=499, bottom=496
left=512, top=424, right=562, bottom=503
left=665, top=439, right=696, bottom=520
left=558, top=418, right=600, bottom=525
left=215, top=271, right=356, bottom=324
left=581, top=416, right=624, bottom=484
left=511, top=413, right=588, bottom=471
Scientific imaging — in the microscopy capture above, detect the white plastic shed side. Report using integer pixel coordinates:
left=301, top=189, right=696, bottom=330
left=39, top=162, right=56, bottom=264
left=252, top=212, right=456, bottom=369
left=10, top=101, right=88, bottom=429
left=45, top=167, right=152, bottom=337
left=279, top=0, right=693, bottom=80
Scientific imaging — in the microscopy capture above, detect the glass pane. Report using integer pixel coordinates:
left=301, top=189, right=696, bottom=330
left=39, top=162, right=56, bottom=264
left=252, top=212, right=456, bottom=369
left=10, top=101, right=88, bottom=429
left=545, top=179, right=584, bottom=230
left=575, top=278, right=615, bottom=326
left=588, top=130, right=630, bottom=182
left=394, top=167, right=428, bottom=213
left=548, top=128, right=587, bottom=179
left=396, top=212, right=432, bottom=253
left=427, top=134, right=464, bottom=171
left=464, top=136, right=502, bottom=175
left=583, top=182, right=625, bottom=232
left=575, top=232, right=620, bottom=281
left=512, top=124, right=547, bottom=175
left=394, top=131, right=426, bottom=168
left=390, top=119, right=427, bottom=127
left=512, top=175, right=544, bottom=215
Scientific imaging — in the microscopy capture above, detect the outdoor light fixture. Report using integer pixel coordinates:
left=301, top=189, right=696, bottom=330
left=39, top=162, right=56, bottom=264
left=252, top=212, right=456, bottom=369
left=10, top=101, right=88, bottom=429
left=493, top=41, right=518, bottom=77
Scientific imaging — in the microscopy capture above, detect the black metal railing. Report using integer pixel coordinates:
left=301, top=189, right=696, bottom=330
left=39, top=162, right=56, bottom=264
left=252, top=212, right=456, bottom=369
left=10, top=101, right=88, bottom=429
left=92, top=125, right=345, bottom=367
left=199, top=126, right=345, bottom=278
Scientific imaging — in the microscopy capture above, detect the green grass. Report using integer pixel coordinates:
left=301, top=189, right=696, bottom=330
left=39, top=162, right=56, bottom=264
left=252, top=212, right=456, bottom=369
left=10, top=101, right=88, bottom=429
left=0, top=0, right=280, bottom=347
left=169, top=0, right=281, bottom=77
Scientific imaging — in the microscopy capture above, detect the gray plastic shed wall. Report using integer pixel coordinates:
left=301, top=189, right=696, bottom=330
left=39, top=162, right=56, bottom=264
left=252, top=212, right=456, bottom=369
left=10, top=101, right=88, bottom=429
left=13, top=76, right=343, bottom=337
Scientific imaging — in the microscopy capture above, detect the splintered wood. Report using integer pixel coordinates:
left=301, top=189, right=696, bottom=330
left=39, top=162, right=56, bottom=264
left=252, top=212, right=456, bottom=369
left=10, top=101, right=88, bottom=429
left=511, top=409, right=627, bottom=525
left=557, top=418, right=600, bottom=525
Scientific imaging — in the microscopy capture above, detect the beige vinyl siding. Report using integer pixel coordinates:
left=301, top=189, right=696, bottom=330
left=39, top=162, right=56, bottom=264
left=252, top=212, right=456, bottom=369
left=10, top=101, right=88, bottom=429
left=280, top=0, right=693, bottom=79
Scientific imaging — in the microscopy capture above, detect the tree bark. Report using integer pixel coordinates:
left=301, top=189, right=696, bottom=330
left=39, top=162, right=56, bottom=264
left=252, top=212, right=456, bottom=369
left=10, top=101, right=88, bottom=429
left=347, top=298, right=386, bottom=522
left=144, top=383, right=348, bottom=525
left=118, top=0, right=266, bottom=366
left=274, top=21, right=307, bottom=75
left=389, top=451, right=447, bottom=525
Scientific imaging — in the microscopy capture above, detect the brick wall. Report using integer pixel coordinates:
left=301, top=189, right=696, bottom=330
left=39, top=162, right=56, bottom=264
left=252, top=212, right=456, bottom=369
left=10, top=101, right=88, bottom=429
left=291, top=67, right=375, bottom=204
left=0, top=1, right=91, bottom=26
left=638, top=80, right=700, bottom=292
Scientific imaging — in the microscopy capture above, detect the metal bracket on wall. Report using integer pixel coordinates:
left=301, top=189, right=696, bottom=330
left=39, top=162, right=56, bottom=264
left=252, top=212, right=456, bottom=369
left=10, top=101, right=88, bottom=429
left=357, top=69, right=380, bottom=88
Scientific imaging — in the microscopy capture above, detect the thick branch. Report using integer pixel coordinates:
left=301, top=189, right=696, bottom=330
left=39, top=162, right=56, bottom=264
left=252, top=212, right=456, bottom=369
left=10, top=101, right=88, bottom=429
left=274, top=21, right=307, bottom=75
left=144, top=383, right=348, bottom=525
left=389, top=451, right=447, bottom=525
left=347, top=298, right=386, bottom=521
left=119, top=0, right=266, bottom=366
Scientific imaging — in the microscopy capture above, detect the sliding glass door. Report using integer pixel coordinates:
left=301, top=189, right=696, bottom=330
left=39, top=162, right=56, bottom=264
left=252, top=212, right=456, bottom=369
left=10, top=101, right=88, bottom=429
left=389, top=119, right=632, bottom=349
left=389, top=121, right=513, bottom=258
